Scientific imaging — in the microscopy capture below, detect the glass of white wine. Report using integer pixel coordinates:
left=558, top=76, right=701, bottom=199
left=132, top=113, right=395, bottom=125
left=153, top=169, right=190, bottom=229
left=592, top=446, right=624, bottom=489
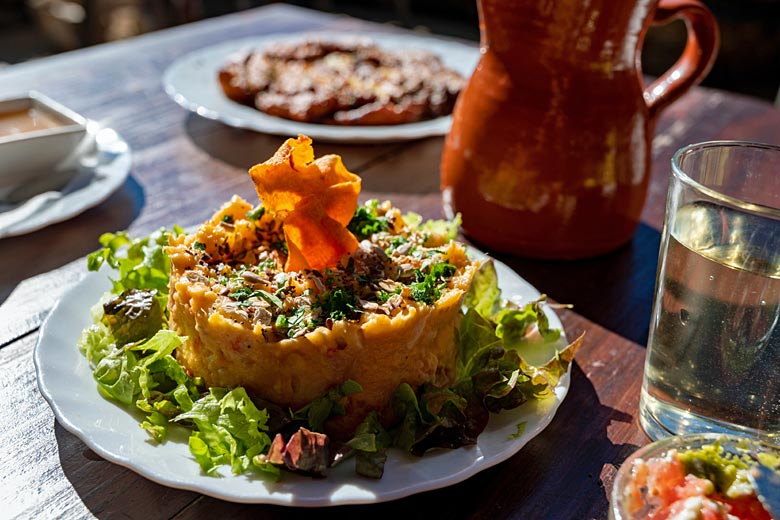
left=640, top=141, right=780, bottom=442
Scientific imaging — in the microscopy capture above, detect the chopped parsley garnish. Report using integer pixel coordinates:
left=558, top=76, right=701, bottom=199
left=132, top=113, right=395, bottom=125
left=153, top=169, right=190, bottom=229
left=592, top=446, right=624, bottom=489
left=246, top=206, right=265, bottom=220
left=222, top=214, right=234, bottom=224
left=348, top=202, right=389, bottom=240
left=274, top=314, right=288, bottom=330
left=378, top=288, right=401, bottom=303
left=283, top=306, right=315, bottom=337
left=387, top=236, right=407, bottom=251
left=229, top=287, right=283, bottom=308
left=258, top=258, right=277, bottom=270
left=410, top=263, right=456, bottom=304
left=390, top=236, right=407, bottom=247
left=271, top=240, right=288, bottom=255
left=193, top=241, right=207, bottom=251
left=316, top=288, right=361, bottom=321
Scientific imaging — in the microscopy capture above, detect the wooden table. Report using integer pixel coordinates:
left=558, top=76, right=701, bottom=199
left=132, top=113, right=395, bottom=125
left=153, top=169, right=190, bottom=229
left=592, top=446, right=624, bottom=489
left=2, top=4, right=779, bottom=519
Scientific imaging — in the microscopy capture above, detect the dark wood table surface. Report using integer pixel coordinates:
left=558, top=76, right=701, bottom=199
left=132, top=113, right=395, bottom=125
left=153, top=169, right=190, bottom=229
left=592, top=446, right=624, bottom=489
left=2, top=4, right=779, bottom=519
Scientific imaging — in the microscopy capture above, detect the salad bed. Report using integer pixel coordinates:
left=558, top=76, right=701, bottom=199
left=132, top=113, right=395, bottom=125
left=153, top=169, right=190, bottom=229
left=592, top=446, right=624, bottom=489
left=78, top=211, right=580, bottom=480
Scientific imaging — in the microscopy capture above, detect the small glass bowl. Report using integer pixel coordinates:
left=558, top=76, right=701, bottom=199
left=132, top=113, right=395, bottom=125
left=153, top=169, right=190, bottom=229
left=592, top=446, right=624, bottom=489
left=610, top=433, right=780, bottom=520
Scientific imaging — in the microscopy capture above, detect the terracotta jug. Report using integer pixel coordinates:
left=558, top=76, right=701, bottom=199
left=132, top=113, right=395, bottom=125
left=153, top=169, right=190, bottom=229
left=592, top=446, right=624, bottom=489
left=441, top=0, right=719, bottom=259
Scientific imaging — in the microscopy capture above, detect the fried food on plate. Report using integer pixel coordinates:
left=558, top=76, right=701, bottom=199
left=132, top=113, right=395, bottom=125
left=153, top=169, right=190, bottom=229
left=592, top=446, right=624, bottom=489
left=218, top=38, right=465, bottom=125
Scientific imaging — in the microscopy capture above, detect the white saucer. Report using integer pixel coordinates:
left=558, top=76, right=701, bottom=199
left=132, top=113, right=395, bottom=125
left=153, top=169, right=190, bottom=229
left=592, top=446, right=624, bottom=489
left=0, top=125, right=131, bottom=239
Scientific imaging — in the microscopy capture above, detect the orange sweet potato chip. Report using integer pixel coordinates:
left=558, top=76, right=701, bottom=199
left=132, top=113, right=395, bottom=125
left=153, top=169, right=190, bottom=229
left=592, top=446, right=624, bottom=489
left=248, top=135, right=360, bottom=272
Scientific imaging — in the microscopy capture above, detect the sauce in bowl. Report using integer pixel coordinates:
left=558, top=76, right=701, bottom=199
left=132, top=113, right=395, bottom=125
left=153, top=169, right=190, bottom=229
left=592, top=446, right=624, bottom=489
left=0, top=107, right=67, bottom=137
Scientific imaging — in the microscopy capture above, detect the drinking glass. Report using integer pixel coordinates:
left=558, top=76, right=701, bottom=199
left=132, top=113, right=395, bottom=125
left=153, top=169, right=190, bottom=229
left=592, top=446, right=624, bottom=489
left=640, top=141, right=780, bottom=441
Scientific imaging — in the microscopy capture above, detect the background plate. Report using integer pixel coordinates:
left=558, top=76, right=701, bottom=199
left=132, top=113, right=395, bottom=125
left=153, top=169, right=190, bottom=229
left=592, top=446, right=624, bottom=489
left=35, top=249, right=571, bottom=506
left=162, top=31, right=479, bottom=143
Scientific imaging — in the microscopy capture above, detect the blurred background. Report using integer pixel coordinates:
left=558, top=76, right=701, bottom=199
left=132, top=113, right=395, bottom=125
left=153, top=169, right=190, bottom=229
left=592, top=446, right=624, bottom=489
left=1, top=0, right=779, bottom=102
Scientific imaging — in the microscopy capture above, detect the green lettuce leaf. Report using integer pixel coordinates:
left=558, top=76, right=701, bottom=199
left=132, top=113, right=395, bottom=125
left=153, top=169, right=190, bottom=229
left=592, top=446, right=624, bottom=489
left=93, top=347, right=140, bottom=406
left=86, top=317, right=193, bottom=440
left=391, top=383, right=423, bottom=452
left=293, top=380, right=363, bottom=432
left=87, top=227, right=182, bottom=309
left=402, top=211, right=461, bottom=245
left=348, top=200, right=389, bottom=240
left=347, top=412, right=391, bottom=479
left=419, top=213, right=461, bottom=244
left=77, top=322, right=115, bottom=366
left=457, top=308, right=501, bottom=373
left=173, top=387, right=279, bottom=478
left=463, top=260, right=501, bottom=319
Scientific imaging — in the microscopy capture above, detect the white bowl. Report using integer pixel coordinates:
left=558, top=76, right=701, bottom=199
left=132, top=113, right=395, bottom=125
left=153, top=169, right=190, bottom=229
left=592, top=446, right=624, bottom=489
left=0, top=91, right=87, bottom=201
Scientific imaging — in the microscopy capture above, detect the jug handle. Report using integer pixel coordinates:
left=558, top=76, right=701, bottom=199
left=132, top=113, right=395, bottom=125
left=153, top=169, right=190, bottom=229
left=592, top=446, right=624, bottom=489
left=644, top=0, right=719, bottom=120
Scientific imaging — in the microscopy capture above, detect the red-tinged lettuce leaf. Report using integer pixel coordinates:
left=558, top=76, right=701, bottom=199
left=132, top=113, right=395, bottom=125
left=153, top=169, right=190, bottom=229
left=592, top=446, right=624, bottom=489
left=391, top=382, right=487, bottom=457
left=462, top=346, right=538, bottom=413
left=266, top=434, right=286, bottom=465
left=267, top=427, right=330, bottom=476
left=409, top=387, right=488, bottom=456
left=389, top=274, right=585, bottom=457
left=245, top=393, right=297, bottom=435
left=102, top=288, right=163, bottom=346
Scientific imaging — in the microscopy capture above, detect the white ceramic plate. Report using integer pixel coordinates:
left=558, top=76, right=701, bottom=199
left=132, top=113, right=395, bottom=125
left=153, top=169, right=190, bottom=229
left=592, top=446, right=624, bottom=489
left=0, top=126, right=131, bottom=239
left=34, top=250, right=571, bottom=506
left=162, top=32, right=479, bottom=143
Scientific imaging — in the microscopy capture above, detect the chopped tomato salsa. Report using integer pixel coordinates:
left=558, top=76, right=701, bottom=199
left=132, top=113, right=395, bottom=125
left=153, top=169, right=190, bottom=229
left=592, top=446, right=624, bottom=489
left=622, top=448, right=773, bottom=520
